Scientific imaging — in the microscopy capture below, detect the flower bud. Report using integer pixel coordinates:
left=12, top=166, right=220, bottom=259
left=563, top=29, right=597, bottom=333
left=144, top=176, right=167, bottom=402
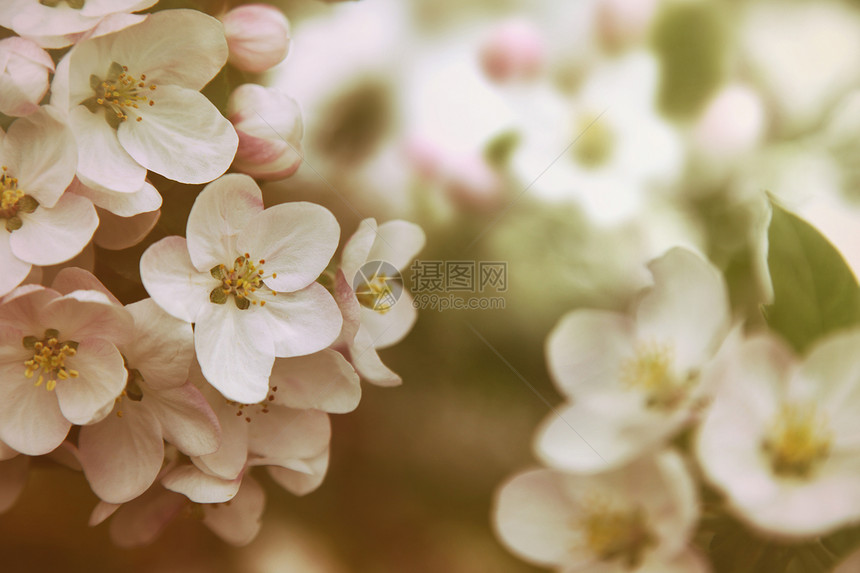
left=480, top=19, right=545, bottom=83
left=227, top=84, right=303, bottom=180
left=222, top=4, right=290, bottom=74
left=693, top=83, right=766, bottom=161
left=0, top=37, right=54, bottom=117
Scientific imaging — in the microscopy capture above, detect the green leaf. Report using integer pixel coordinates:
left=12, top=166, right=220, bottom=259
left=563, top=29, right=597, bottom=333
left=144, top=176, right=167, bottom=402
left=763, top=201, right=860, bottom=353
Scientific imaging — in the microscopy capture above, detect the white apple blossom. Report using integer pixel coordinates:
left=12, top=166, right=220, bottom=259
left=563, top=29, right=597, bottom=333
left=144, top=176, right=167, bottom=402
left=140, top=173, right=343, bottom=404
left=227, top=84, right=303, bottom=180
left=334, top=218, right=425, bottom=386
left=0, top=284, right=132, bottom=455
left=535, top=247, right=730, bottom=473
left=494, top=452, right=706, bottom=572
left=51, top=270, right=221, bottom=504
left=52, top=9, right=238, bottom=192
left=0, top=0, right=157, bottom=49
left=510, top=51, right=684, bottom=227
left=190, top=352, right=356, bottom=493
left=697, top=329, right=860, bottom=538
left=0, top=107, right=96, bottom=297
left=222, top=4, right=291, bottom=74
left=0, top=38, right=54, bottom=117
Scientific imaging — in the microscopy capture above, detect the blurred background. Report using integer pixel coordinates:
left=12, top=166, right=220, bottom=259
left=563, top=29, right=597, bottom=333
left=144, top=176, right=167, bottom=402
left=4, top=0, right=860, bottom=570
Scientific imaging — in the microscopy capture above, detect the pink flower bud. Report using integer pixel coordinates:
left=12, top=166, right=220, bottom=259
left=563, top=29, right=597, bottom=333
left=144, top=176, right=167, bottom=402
left=0, top=37, right=54, bottom=117
left=222, top=4, right=290, bottom=74
left=227, top=84, right=303, bottom=180
left=598, top=0, right=658, bottom=49
left=480, top=19, right=545, bottom=83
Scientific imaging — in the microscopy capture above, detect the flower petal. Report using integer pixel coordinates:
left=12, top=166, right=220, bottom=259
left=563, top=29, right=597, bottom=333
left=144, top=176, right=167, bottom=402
left=185, top=173, right=264, bottom=271
left=237, top=201, right=339, bottom=293
left=340, top=218, right=377, bottom=282
left=69, top=105, right=147, bottom=193
left=357, top=291, right=417, bottom=350
left=269, top=350, right=361, bottom=414
left=367, top=220, right=426, bottom=271
left=11, top=192, right=98, bottom=266
left=202, top=475, right=265, bottom=546
left=147, top=382, right=221, bottom=457
left=635, top=247, right=730, bottom=371
left=0, top=358, right=69, bottom=456
left=349, top=325, right=402, bottom=387
left=55, top=337, right=126, bottom=425
left=254, top=283, right=343, bottom=358
left=0, top=231, right=32, bottom=298
left=124, top=298, right=193, bottom=389
left=108, top=487, right=186, bottom=548
left=267, top=449, right=329, bottom=496
left=1, top=106, right=76, bottom=208
left=140, top=236, right=213, bottom=323
left=247, top=407, right=331, bottom=467
left=545, top=309, right=636, bottom=398
left=161, top=463, right=240, bottom=504
left=43, top=289, right=133, bottom=343
left=194, top=302, right=274, bottom=404
left=94, top=208, right=160, bottom=251
left=110, top=9, right=228, bottom=91
left=78, top=402, right=163, bottom=503
left=72, top=178, right=162, bottom=217
left=117, top=85, right=238, bottom=184
left=50, top=267, right=120, bottom=304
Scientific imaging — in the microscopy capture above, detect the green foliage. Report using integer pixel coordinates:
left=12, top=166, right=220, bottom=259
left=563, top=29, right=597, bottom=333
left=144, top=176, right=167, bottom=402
left=763, top=201, right=860, bottom=354
left=652, top=1, right=725, bottom=119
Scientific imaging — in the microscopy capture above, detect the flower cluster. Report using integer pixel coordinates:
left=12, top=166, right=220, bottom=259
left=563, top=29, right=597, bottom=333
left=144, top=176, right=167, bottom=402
left=0, top=1, right=424, bottom=547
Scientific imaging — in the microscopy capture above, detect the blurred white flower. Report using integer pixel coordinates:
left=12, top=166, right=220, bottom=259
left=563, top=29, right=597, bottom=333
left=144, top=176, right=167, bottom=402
left=493, top=452, right=706, bottom=572
left=597, top=0, right=659, bottom=50
left=0, top=285, right=132, bottom=455
left=334, top=218, right=425, bottom=386
left=536, top=247, right=730, bottom=473
left=227, top=84, right=303, bottom=180
left=0, top=38, right=54, bottom=117
left=741, top=0, right=860, bottom=135
left=52, top=9, right=238, bottom=192
left=222, top=4, right=291, bottom=74
left=0, top=0, right=157, bottom=48
left=697, top=329, right=860, bottom=538
left=140, top=174, right=342, bottom=404
left=510, top=51, right=684, bottom=226
left=0, top=107, right=96, bottom=297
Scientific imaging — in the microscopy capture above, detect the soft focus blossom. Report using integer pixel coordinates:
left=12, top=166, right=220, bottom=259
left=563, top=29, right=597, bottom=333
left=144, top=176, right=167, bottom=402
left=334, top=218, right=425, bottom=386
left=0, top=285, right=132, bottom=455
left=535, top=247, right=730, bottom=473
left=510, top=51, right=684, bottom=226
left=227, top=84, right=303, bottom=180
left=222, top=4, right=291, bottom=74
left=0, top=38, right=54, bottom=117
left=140, top=174, right=342, bottom=404
left=494, top=452, right=705, bottom=572
left=52, top=9, right=238, bottom=192
left=0, top=0, right=157, bottom=48
left=479, top=19, right=545, bottom=83
left=0, top=107, right=95, bottom=297
left=697, top=329, right=860, bottom=538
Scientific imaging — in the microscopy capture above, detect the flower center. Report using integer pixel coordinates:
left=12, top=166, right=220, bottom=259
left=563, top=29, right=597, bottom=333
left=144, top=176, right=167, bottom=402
left=572, top=113, right=614, bottom=169
left=581, top=507, right=655, bottom=569
left=22, top=329, right=79, bottom=392
left=113, top=356, right=145, bottom=418
left=620, top=343, right=691, bottom=411
left=83, top=61, right=157, bottom=129
left=761, top=402, right=832, bottom=479
left=355, top=273, right=397, bottom=313
left=227, top=385, right=279, bottom=423
left=0, top=166, right=38, bottom=232
left=209, top=253, right=277, bottom=310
